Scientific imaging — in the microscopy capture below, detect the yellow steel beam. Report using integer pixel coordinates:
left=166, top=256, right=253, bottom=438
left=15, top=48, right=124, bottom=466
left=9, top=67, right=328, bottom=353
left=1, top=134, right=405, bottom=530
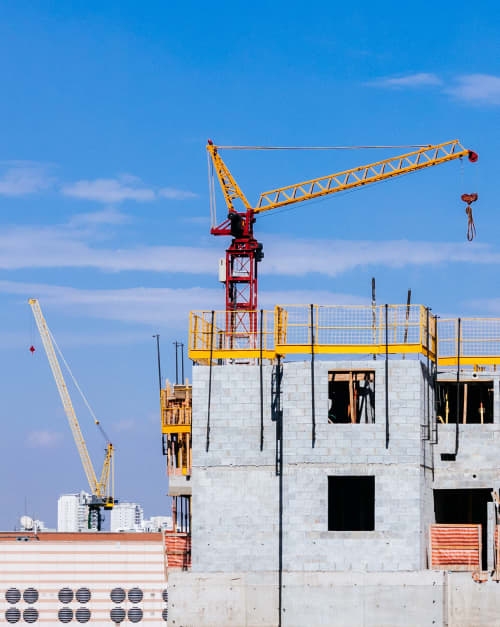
left=255, top=141, right=469, bottom=213
left=207, top=143, right=252, bottom=213
left=162, top=425, right=192, bottom=434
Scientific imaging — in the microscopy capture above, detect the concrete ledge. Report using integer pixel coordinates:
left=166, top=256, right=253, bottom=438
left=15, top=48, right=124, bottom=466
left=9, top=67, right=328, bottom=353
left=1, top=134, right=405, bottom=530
left=168, top=570, right=444, bottom=627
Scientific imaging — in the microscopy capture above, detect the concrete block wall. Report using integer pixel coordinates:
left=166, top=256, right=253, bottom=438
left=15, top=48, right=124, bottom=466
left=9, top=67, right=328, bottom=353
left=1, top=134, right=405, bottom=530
left=434, top=372, right=500, bottom=489
left=192, top=359, right=434, bottom=573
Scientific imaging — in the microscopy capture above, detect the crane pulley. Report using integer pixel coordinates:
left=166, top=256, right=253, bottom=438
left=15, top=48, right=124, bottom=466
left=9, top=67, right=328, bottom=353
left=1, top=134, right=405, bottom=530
left=207, top=140, right=478, bottom=342
left=29, top=298, right=115, bottom=530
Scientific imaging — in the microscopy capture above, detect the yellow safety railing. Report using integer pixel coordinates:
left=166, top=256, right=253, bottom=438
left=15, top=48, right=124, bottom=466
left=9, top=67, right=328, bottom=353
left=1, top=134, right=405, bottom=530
left=189, top=304, right=437, bottom=362
left=438, top=318, right=500, bottom=366
left=161, top=382, right=192, bottom=476
left=275, top=304, right=435, bottom=358
left=189, top=310, right=276, bottom=360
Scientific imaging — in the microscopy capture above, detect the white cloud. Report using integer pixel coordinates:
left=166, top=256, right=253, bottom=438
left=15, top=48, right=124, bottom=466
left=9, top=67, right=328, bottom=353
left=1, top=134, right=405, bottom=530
left=1, top=222, right=500, bottom=277
left=62, top=177, right=156, bottom=203
left=0, top=224, right=218, bottom=273
left=0, top=280, right=363, bottom=326
left=0, top=161, right=54, bottom=196
left=366, top=73, right=442, bottom=88
left=159, top=187, right=198, bottom=200
left=463, top=298, right=500, bottom=315
left=26, top=430, right=63, bottom=448
left=446, top=74, right=500, bottom=105
left=61, top=175, right=197, bottom=204
left=69, top=208, right=130, bottom=226
left=263, top=237, right=500, bottom=277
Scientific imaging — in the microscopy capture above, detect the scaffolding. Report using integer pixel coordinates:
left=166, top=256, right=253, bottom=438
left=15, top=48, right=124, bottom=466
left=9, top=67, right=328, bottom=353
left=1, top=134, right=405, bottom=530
left=161, top=381, right=192, bottom=476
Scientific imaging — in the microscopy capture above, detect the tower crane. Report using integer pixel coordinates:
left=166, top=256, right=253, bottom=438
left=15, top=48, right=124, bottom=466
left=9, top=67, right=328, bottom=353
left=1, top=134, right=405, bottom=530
left=207, top=140, right=478, bottom=340
left=29, top=298, right=115, bottom=531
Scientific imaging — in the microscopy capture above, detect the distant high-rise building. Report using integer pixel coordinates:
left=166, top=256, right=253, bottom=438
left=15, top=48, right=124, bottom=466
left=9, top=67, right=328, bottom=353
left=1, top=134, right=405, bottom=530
left=110, top=502, right=144, bottom=532
left=57, top=492, right=90, bottom=532
left=142, top=515, right=173, bottom=532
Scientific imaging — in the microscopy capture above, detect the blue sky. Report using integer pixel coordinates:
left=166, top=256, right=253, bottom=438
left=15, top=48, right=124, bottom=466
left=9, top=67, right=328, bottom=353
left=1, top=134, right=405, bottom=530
left=1, top=1, right=499, bottom=529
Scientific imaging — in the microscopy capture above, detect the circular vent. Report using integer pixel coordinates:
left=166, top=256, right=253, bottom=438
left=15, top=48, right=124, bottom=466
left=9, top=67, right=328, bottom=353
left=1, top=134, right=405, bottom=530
left=23, top=588, right=39, bottom=604
left=110, top=607, right=126, bottom=623
left=23, top=608, right=38, bottom=623
left=5, top=608, right=21, bottom=623
left=76, top=607, right=91, bottom=623
left=128, top=588, right=143, bottom=603
left=110, top=588, right=126, bottom=603
left=76, top=588, right=91, bottom=604
left=58, top=608, right=73, bottom=623
left=162, top=588, right=168, bottom=603
left=162, top=607, right=168, bottom=621
left=5, top=588, right=21, bottom=604
left=128, top=607, right=143, bottom=623
left=58, top=588, right=74, bottom=604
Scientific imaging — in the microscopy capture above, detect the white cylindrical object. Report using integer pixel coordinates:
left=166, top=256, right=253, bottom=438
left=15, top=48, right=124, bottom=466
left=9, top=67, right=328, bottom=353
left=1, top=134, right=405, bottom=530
left=218, top=258, right=226, bottom=283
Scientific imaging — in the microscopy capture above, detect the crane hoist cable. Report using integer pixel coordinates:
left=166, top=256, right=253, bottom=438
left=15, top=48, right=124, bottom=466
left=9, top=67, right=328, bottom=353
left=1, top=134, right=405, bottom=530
left=49, top=328, right=112, bottom=444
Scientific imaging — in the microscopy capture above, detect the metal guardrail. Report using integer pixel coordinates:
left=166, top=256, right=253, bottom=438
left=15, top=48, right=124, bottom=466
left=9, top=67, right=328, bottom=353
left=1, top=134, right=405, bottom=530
left=189, top=310, right=276, bottom=360
left=189, top=304, right=436, bottom=362
left=189, top=307, right=500, bottom=366
left=438, top=318, right=500, bottom=366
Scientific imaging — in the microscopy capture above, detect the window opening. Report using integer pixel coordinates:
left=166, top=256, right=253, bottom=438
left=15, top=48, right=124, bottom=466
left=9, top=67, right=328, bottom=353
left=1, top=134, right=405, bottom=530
left=328, top=371, right=375, bottom=424
left=436, top=381, right=493, bottom=424
left=328, top=476, right=375, bottom=531
left=434, top=488, right=492, bottom=569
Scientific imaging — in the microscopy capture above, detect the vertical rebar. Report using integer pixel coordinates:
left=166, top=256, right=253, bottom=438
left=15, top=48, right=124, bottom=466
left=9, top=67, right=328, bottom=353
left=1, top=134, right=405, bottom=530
left=181, top=342, right=185, bottom=383
left=426, top=308, right=431, bottom=440
left=372, top=278, right=376, bottom=360
left=276, top=356, right=283, bottom=627
left=153, top=334, right=162, bottom=392
left=174, top=341, right=179, bottom=384
left=310, top=304, right=316, bottom=448
left=455, top=318, right=461, bottom=456
left=206, top=311, right=215, bottom=452
left=385, top=304, right=389, bottom=449
left=260, top=309, right=264, bottom=451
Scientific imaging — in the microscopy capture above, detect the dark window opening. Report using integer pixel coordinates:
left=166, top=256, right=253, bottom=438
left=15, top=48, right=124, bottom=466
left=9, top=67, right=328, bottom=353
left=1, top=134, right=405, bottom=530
left=436, top=380, right=493, bottom=424
left=328, top=371, right=375, bottom=423
left=328, top=476, right=375, bottom=531
left=434, top=488, right=492, bottom=569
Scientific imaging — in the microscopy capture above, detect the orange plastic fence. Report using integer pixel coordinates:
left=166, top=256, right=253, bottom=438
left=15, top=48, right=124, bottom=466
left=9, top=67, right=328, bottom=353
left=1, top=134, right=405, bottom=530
left=165, top=532, right=191, bottom=569
left=429, top=524, right=481, bottom=571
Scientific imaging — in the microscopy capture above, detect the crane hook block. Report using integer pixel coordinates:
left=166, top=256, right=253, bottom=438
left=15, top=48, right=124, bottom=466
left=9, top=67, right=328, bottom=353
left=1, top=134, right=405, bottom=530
left=29, top=345, right=35, bottom=354
left=461, top=193, right=478, bottom=242
left=468, top=151, right=478, bottom=162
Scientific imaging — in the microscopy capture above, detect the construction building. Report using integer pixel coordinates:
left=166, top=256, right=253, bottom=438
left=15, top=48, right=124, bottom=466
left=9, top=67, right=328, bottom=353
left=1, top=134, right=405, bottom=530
left=165, top=304, right=500, bottom=626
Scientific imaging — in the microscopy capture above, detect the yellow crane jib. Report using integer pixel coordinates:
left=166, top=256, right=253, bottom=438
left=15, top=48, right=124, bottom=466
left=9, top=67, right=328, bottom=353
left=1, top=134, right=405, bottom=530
left=28, top=298, right=115, bottom=528
left=207, top=140, right=478, bottom=214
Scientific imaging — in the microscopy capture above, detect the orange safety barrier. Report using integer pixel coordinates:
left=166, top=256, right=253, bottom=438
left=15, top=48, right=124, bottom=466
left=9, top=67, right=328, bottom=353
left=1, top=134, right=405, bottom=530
left=429, top=524, right=481, bottom=571
left=165, top=532, right=191, bottom=570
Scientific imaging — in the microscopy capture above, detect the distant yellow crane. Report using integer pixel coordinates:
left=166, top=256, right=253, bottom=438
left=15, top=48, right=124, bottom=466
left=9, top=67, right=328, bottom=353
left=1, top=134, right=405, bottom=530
left=29, top=298, right=115, bottom=530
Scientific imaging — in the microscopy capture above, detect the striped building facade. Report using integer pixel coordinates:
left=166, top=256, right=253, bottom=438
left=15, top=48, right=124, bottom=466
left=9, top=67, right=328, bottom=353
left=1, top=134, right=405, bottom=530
left=0, top=532, right=169, bottom=624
